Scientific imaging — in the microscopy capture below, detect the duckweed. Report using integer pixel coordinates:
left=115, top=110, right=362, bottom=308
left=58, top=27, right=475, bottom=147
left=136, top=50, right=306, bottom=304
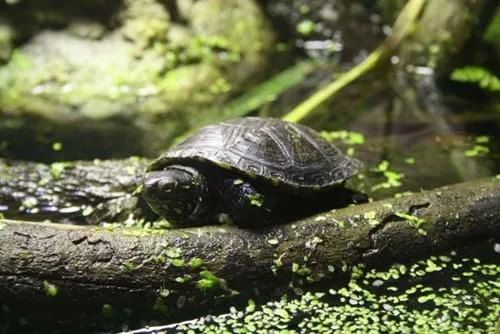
left=371, top=161, right=404, bottom=191
left=404, top=157, right=415, bottom=164
left=50, top=162, right=72, bottom=179
left=100, top=304, right=114, bottom=318
left=394, top=212, right=427, bottom=230
left=170, top=245, right=499, bottom=333
left=246, top=193, right=264, bottom=207
left=321, top=130, right=365, bottom=145
left=171, top=259, right=185, bottom=267
left=267, top=238, right=279, bottom=245
left=175, top=274, right=192, bottom=284
left=187, top=257, right=204, bottom=269
left=52, top=142, right=63, bottom=151
left=296, top=20, right=316, bottom=36
left=196, top=271, right=220, bottom=292
left=166, top=247, right=182, bottom=258
left=42, top=281, right=58, bottom=297
left=122, top=261, right=136, bottom=272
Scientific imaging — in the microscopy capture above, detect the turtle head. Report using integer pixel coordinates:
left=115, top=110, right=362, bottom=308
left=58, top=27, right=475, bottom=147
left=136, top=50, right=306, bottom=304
left=142, top=165, right=210, bottom=225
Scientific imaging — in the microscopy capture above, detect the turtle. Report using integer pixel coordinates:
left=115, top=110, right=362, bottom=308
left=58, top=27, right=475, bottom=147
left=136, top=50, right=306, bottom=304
left=142, top=117, right=364, bottom=227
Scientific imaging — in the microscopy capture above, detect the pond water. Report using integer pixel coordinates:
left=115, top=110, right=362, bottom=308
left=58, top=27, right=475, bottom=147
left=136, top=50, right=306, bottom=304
left=128, top=241, right=500, bottom=333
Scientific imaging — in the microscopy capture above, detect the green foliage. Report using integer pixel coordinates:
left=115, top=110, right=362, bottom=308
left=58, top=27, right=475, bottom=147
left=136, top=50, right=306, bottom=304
left=484, top=9, right=500, bottom=43
left=450, top=66, right=500, bottom=92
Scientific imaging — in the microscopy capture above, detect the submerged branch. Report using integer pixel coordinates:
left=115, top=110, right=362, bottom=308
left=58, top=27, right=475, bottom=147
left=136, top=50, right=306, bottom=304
left=282, top=0, right=427, bottom=123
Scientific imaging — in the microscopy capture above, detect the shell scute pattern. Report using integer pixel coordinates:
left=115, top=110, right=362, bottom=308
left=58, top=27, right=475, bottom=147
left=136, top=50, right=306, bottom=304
left=152, top=117, right=361, bottom=189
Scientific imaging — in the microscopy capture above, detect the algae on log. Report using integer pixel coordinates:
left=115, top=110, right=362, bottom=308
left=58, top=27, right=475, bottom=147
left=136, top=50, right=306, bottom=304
left=0, top=177, right=499, bottom=332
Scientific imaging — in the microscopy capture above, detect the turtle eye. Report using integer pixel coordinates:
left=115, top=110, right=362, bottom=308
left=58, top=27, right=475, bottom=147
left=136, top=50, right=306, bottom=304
left=143, top=171, right=177, bottom=200
left=158, top=180, right=175, bottom=193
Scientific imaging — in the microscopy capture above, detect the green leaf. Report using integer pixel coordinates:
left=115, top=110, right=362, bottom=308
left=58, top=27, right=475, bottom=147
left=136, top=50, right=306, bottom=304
left=188, top=257, right=204, bottom=269
left=451, top=66, right=500, bottom=92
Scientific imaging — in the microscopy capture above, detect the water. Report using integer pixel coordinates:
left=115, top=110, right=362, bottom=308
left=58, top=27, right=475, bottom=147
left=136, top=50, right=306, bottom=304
left=125, top=241, right=500, bottom=333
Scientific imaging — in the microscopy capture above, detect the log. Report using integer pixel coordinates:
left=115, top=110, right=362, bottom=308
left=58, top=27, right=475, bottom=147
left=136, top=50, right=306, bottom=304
left=0, top=158, right=151, bottom=224
left=1, top=176, right=499, bottom=332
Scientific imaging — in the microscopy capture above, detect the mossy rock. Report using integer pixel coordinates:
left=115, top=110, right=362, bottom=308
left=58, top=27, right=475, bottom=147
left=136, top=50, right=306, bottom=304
left=0, top=0, right=275, bottom=161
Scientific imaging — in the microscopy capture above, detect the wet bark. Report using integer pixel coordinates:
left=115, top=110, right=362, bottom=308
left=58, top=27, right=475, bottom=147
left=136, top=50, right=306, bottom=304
left=0, top=158, right=150, bottom=224
left=1, top=176, right=499, bottom=332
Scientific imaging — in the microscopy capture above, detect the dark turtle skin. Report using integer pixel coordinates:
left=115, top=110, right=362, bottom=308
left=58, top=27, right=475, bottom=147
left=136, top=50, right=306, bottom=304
left=142, top=117, right=363, bottom=227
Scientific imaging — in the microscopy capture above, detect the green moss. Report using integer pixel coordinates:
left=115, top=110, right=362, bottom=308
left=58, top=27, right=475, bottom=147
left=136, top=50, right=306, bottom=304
left=153, top=296, right=169, bottom=315
left=188, top=257, right=204, bottom=269
left=0, top=21, right=14, bottom=62
left=267, top=238, right=279, bottom=246
left=68, top=21, right=106, bottom=40
left=50, top=162, right=72, bottom=179
left=296, top=20, right=316, bottom=36
left=483, top=9, right=500, bottom=44
left=370, top=160, right=404, bottom=191
left=321, top=130, right=365, bottom=145
left=246, top=193, right=264, bottom=207
left=172, top=259, right=185, bottom=267
left=151, top=254, right=166, bottom=265
left=451, top=66, right=500, bottom=92
left=175, top=274, right=193, bottom=284
left=42, top=281, right=58, bottom=297
left=394, top=212, right=427, bottom=231
left=20, top=197, right=38, bottom=209
left=0, top=0, right=274, bottom=159
left=122, top=261, right=136, bottom=272
left=196, top=270, right=221, bottom=292
left=81, top=206, right=94, bottom=217
left=166, top=247, right=182, bottom=258
left=404, top=157, right=415, bottom=164
left=100, top=304, right=114, bottom=319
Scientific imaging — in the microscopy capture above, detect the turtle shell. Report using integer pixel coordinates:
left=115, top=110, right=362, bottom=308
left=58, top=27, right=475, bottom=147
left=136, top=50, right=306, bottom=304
left=149, top=117, right=362, bottom=190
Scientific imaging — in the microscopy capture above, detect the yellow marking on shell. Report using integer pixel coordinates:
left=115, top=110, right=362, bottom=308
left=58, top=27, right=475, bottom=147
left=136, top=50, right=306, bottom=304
left=245, top=171, right=258, bottom=179
left=270, top=177, right=281, bottom=186
left=214, top=161, right=233, bottom=170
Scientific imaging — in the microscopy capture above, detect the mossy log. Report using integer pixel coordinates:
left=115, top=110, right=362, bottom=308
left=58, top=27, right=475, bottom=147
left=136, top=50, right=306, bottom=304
left=1, top=176, right=499, bottom=332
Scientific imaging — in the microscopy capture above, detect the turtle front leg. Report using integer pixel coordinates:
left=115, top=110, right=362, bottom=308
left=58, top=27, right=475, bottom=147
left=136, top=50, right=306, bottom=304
left=217, top=178, right=277, bottom=227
